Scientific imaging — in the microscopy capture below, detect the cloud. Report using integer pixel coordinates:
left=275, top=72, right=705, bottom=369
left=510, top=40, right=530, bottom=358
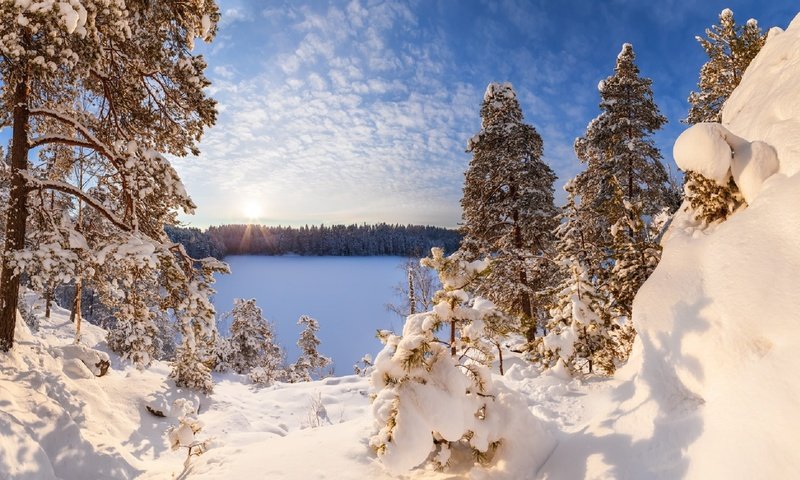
left=175, top=1, right=476, bottom=228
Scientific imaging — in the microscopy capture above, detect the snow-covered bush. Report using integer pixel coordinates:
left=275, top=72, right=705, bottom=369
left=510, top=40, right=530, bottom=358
left=370, top=248, right=555, bottom=477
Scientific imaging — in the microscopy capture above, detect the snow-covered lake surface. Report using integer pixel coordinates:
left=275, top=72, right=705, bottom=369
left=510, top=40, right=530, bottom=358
left=212, top=255, right=408, bottom=374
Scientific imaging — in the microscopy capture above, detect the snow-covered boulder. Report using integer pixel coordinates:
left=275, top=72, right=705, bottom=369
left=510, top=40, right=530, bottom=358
left=52, top=344, right=110, bottom=377
left=144, top=393, right=200, bottom=419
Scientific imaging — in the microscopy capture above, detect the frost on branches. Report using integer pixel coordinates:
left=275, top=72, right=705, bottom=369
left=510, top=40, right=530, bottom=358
left=0, top=0, right=228, bottom=392
left=287, top=315, right=331, bottom=382
left=461, top=82, right=558, bottom=345
left=225, top=298, right=284, bottom=385
left=684, top=9, right=765, bottom=224
left=370, top=248, right=554, bottom=477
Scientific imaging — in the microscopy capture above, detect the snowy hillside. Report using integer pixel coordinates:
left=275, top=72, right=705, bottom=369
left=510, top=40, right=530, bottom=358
left=542, top=11, right=800, bottom=479
left=2, top=9, right=800, bottom=480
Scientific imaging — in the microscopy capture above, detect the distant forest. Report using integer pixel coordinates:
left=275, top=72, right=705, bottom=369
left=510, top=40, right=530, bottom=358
left=166, top=223, right=462, bottom=259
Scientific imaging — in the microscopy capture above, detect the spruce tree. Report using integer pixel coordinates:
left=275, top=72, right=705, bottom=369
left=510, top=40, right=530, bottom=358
left=226, top=298, right=283, bottom=379
left=684, top=9, right=764, bottom=223
left=570, top=44, right=669, bottom=353
left=460, top=82, right=558, bottom=343
left=541, top=182, right=610, bottom=374
left=288, top=315, right=331, bottom=382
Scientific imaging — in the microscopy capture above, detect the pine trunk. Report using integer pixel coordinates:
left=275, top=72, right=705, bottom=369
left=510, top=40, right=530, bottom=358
left=71, top=277, right=83, bottom=343
left=513, top=208, right=535, bottom=342
left=0, top=74, right=30, bottom=351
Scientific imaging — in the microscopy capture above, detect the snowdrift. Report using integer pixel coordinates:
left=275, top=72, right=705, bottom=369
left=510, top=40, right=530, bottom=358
left=542, top=11, right=800, bottom=479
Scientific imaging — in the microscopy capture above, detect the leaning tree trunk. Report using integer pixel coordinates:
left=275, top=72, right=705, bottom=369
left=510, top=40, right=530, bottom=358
left=0, top=74, right=30, bottom=351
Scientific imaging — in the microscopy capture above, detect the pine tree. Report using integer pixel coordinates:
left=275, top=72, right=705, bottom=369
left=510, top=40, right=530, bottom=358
left=370, top=248, right=550, bottom=475
left=288, top=315, right=331, bottom=382
left=0, top=0, right=226, bottom=392
left=460, top=82, right=558, bottom=343
left=569, top=44, right=669, bottom=357
left=542, top=259, right=609, bottom=374
left=684, top=9, right=764, bottom=223
left=686, top=9, right=765, bottom=124
left=541, top=183, right=610, bottom=374
left=226, top=298, right=283, bottom=381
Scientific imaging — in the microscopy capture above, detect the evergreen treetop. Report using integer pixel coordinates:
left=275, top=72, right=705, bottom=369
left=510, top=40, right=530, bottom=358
left=686, top=9, right=765, bottom=124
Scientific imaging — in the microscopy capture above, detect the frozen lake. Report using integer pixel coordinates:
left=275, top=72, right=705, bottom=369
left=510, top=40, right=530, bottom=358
left=212, top=255, right=408, bottom=374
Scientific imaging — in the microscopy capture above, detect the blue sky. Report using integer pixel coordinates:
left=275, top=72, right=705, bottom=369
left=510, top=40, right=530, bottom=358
left=170, top=1, right=798, bottom=228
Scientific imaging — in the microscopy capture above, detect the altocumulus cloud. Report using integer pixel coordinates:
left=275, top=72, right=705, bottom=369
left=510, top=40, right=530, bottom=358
left=174, top=1, right=479, bottom=227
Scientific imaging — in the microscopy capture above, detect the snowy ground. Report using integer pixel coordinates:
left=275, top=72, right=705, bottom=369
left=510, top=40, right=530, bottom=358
left=0, top=296, right=610, bottom=479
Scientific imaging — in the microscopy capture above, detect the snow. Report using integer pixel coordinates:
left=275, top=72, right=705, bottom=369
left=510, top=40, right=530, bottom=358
left=673, top=122, right=732, bottom=184
left=541, top=11, right=800, bottom=478
left=3, top=8, right=800, bottom=480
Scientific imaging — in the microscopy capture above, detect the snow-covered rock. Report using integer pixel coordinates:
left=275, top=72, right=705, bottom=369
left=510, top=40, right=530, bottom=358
left=53, top=343, right=110, bottom=377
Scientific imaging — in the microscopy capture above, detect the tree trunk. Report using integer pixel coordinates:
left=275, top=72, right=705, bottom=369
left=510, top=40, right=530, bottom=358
left=0, top=73, right=30, bottom=351
left=71, top=278, right=83, bottom=344
left=513, top=209, right=535, bottom=342
left=496, top=341, right=504, bottom=375
left=450, top=319, right=456, bottom=357
left=407, top=266, right=416, bottom=315
left=44, top=287, right=52, bottom=319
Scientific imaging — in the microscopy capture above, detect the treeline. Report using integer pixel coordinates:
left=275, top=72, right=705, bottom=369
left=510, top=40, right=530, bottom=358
left=166, top=223, right=462, bottom=258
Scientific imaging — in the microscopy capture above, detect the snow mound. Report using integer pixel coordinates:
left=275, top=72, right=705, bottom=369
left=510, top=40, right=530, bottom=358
left=673, top=122, right=732, bottom=184
left=723, top=12, right=800, bottom=177
left=674, top=122, right=778, bottom=202
left=544, top=11, right=800, bottom=479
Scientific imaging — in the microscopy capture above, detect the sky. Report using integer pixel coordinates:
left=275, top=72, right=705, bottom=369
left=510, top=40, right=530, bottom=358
left=171, top=0, right=799, bottom=229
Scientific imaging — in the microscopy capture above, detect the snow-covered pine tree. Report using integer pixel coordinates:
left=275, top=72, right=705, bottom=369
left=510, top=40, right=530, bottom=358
left=288, top=315, right=331, bottom=382
left=460, top=82, right=558, bottom=344
left=684, top=9, right=764, bottom=224
left=542, top=259, right=609, bottom=375
left=420, top=247, right=511, bottom=371
left=686, top=9, right=765, bottom=124
left=370, top=247, right=552, bottom=475
left=226, top=298, right=283, bottom=382
left=0, top=0, right=227, bottom=394
left=605, top=190, right=661, bottom=360
left=541, top=182, right=610, bottom=375
left=572, top=44, right=669, bottom=331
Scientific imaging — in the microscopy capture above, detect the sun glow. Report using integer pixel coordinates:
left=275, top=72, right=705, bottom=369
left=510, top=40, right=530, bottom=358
left=242, top=201, right=262, bottom=221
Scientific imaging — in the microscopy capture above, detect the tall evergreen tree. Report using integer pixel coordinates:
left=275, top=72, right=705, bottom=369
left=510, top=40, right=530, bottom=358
left=460, top=82, right=558, bottom=342
left=684, top=9, right=765, bottom=223
left=570, top=44, right=669, bottom=353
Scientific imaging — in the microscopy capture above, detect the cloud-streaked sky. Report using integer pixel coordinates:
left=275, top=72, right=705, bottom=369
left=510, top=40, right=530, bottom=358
left=175, top=0, right=798, bottom=228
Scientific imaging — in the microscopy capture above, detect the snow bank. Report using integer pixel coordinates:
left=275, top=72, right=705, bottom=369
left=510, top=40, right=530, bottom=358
left=724, top=13, right=800, bottom=177
left=543, top=11, right=800, bottom=479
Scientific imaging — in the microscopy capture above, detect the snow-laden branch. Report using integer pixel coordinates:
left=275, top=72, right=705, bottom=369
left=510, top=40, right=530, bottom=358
left=29, top=108, right=123, bottom=169
left=29, top=134, right=104, bottom=154
left=20, top=172, right=132, bottom=232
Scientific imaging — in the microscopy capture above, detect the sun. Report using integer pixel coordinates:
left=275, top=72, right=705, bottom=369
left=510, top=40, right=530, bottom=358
left=242, top=201, right=262, bottom=221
